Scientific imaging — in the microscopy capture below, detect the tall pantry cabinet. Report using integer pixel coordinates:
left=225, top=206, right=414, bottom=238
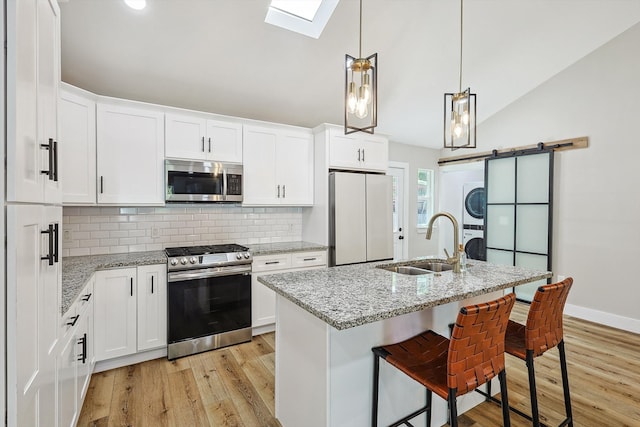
left=5, top=0, right=63, bottom=426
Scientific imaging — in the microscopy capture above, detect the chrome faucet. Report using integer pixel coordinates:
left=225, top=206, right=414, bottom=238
left=425, top=212, right=461, bottom=273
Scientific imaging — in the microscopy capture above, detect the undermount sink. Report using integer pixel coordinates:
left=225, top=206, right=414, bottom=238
left=385, top=266, right=433, bottom=275
left=378, top=260, right=459, bottom=275
left=409, top=261, right=454, bottom=272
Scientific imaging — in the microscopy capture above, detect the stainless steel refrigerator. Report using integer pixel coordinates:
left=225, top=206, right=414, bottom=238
left=329, top=172, right=394, bottom=266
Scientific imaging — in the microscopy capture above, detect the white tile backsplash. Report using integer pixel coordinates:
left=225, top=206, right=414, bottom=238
left=62, top=205, right=303, bottom=257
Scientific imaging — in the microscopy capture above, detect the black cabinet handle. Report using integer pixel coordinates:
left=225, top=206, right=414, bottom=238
left=303, top=257, right=317, bottom=261
left=202, top=136, right=205, bottom=152
left=151, top=276, right=154, bottom=294
left=362, top=148, right=365, bottom=162
left=67, top=315, right=79, bottom=327
left=81, top=293, right=92, bottom=302
left=53, top=139, right=59, bottom=182
left=53, top=223, right=59, bottom=263
left=208, top=137, right=211, bottom=153
left=283, top=185, right=286, bottom=198
left=40, top=224, right=54, bottom=266
left=130, top=278, right=133, bottom=296
left=265, top=261, right=280, bottom=265
left=100, top=176, right=104, bottom=194
left=77, top=333, right=87, bottom=364
left=357, top=148, right=361, bottom=161
left=40, top=138, right=54, bottom=180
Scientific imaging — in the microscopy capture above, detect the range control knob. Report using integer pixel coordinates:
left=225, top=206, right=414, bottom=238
left=170, top=259, right=178, bottom=266
left=235, top=253, right=242, bottom=260
left=243, top=252, right=251, bottom=259
left=189, top=257, right=197, bottom=264
left=180, top=257, right=188, bottom=265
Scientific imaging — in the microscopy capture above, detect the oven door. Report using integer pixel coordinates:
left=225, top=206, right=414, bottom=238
left=167, top=266, right=251, bottom=344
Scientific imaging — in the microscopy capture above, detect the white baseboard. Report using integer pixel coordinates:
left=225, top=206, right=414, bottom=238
left=253, top=323, right=275, bottom=336
left=565, top=303, right=640, bottom=334
left=94, top=347, right=167, bottom=373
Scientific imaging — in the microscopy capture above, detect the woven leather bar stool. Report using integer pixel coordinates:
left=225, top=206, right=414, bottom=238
left=504, top=278, right=574, bottom=427
left=371, top=292, right=516, bottom=427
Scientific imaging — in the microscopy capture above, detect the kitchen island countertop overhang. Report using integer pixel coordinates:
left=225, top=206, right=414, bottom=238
left=258, top=258, right=552, bottom=330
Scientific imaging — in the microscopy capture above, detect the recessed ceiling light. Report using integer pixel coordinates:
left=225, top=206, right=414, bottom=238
left=124, top=0, right=146, bottom=10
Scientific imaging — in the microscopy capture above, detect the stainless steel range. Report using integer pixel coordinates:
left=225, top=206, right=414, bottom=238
left=165, top=244, right=252, bottom=360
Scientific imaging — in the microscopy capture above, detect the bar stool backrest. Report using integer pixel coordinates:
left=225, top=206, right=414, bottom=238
left=525, top=277, right=573, bottom=357
left=447, top=293, right=516, bottom=396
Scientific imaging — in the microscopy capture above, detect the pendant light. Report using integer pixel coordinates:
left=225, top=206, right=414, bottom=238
left=444, top=0, right=476, bottom=149
left=345, top=0, right=377, bottom=135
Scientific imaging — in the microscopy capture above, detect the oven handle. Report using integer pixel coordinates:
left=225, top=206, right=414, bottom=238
left=168, top=265, right=251, bottom=282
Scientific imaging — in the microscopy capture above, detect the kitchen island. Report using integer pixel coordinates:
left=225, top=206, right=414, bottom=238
left=258, top=259, right=551, bottom=427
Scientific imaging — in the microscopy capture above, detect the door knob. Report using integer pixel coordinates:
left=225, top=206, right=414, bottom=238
left=398, top=236, right=404, bottom=240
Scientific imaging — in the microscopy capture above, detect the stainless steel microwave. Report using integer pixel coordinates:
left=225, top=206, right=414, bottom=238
left=165, top=159, right=242, bottom=203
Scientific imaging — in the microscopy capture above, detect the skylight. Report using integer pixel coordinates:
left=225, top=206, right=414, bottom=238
left=270, top=0, right=322, bottom=21
left=265, top=0, right=340, bottom=39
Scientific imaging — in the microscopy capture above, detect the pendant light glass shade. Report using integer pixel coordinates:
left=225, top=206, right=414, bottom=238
left=444, top=0, right=476, bottom=149
left=444, top=88, right=476, bottom=149
left=345, top=54, right=377, bottom=133
left=345, top=0, right=377, bottom=135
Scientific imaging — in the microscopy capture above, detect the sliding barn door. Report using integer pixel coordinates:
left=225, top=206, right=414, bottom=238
left=485, top=150, right=553, bottom=302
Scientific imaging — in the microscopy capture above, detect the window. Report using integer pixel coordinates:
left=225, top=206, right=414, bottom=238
left=417, top=168, right=434, bottom=228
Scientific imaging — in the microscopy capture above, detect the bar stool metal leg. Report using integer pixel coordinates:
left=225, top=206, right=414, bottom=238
left=498, top=370, right=511, bottom=427
left=372, top=353, right=380, bottom=427
left=558, top=341, right=574, bottom=427
left=448, top=389, right=458, bottom=427
left=426, top=389, right=432, bottom=427
left=526, top=350, right=541, bottom=427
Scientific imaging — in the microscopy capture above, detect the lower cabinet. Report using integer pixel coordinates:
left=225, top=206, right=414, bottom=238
left=57, top=275, right=95, bottom=427
left=94, top=264, right=167, bottom=361
left=252, top=250, right=327, bottom=330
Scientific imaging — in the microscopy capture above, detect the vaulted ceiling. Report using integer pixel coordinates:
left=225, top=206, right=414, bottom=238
left=59, top=0, right=640, bottom=148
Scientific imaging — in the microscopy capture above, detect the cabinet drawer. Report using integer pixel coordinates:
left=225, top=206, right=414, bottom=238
left=252, top=254, right=292, bottom=272
left=291, top=251, right=327, bottom=268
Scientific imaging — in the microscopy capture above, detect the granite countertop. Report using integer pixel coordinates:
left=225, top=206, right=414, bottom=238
left=258, top=258, right=552, bottom=330
left=247, top=241, right=327, bottom=256
left=61, top=251, right=166, bottom=315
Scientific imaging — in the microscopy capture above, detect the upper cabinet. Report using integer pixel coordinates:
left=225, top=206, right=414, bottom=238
left=327, top=126, right=388, bottom=172
left=6, top=0, right=62, bottom=204
left=243, top=124, right=314, bottom=206
left=165, top=113, right=242, bottom=163
left=96, top=102, right=165, bottom=205
left=59, top=86, right=96, bottom=205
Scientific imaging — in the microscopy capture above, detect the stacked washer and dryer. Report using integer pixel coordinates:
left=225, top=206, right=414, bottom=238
left=462, top=182, right=486, bottom=260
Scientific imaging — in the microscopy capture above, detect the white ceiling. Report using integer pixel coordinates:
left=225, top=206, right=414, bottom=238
left=59, top=0, right=640, bottom=148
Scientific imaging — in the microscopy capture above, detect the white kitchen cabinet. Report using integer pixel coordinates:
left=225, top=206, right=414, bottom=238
left=165, top=113, right=242, bottom=163
left=94, top=264, right=167, bottom=362
left=96, top=102, right=164, bottom=205
left=94, top=268, right=138, bottom=361
left=252, top=250, right=327, bottom=331
left=243, top=124, right=314, bottom=206
left=328, top=126, right=388, bottom=172
left=6, top=0, right=62, bottom=204
left=137, top=264, right=167, bottom=351
left=57, top=276, right=95, bottom=427
left=60, top=85, right=97, bottom=204
left=6, top=204, right=62, bottom=427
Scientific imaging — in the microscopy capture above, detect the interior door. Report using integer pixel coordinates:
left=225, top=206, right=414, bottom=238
left=485, top=151, right=553, bottom=302
left=388, top=166, right=407, bottom=260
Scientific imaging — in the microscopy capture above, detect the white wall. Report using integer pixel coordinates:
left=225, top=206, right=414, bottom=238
left=388, top=142, right=440, bottom=259
left=440, top=22, right=640, bottom=332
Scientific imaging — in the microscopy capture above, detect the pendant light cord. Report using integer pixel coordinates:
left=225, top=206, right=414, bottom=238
left=359, top=0, right=363, bottom=58
left=458, top=0, right=463, bottom=93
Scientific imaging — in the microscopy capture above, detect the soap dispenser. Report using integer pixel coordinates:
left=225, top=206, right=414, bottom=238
left=458, top=244, right=467, bottom=272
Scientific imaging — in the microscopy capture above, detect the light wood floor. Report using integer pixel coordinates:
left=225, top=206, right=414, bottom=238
left=78, top=303, right=640, bottom=426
